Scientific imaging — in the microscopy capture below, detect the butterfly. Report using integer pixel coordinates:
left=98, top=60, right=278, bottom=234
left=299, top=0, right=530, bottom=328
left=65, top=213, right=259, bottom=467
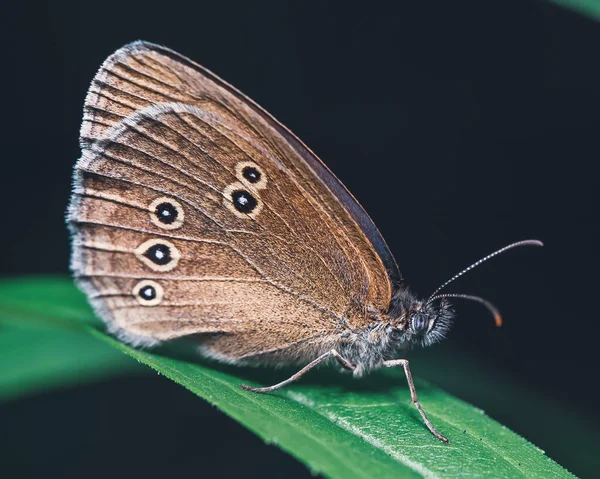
left=67, top=41, right=542, bottom=443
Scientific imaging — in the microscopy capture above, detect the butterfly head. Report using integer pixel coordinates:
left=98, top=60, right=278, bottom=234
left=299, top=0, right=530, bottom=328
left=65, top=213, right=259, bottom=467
left=407, top=298, right=455, bottom=347
left=388, top=240, right=544, bottom=349
left=389, top=289, right=454, bottom=348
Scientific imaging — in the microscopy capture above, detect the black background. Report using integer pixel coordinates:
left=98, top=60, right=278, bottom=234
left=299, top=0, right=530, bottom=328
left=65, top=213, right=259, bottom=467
left=1, top=0, right=599, bottom=478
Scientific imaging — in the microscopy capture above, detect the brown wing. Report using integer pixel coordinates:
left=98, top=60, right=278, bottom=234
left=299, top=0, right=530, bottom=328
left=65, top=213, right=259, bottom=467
left=68, top=42, right=399, bottom=361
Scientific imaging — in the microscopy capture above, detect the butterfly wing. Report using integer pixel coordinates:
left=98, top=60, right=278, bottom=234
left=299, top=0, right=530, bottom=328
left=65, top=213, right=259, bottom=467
left=69, top=42, right=400, bottom=361
left=80, top=41, right=400, bottom=282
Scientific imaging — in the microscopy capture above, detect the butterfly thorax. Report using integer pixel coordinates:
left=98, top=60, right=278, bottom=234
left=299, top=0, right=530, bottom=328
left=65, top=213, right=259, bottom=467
left=335, top=288, right=454, bottom=376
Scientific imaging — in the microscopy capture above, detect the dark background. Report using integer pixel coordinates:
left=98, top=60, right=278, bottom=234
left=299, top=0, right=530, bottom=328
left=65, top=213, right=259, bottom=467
left=1, top=0, right=599, bottom=477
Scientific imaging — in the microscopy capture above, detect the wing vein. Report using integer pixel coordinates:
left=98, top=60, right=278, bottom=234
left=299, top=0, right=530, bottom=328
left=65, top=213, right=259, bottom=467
left=169, top=110, right=342, bottom=298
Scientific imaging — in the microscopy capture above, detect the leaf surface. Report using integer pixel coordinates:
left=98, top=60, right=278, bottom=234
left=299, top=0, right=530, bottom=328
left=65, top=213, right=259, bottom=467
left=551, top=0, right=600, bottom=21
left=0, top=277, right=576, bottom=479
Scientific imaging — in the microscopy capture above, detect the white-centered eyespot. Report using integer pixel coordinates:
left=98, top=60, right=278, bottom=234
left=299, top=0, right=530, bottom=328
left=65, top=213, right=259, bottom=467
left=235, top=161, right=267, bottom=190
left=149, top=197, right=184, bottom=230
left=132, top=280, right=164, bottom=306
left=135, top=239, right=181, bottom=272
left=223, top=182, right=263, bottom=219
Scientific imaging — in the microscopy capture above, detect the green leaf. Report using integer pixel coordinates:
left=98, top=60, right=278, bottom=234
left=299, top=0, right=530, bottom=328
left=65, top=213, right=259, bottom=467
left=551, top=0, right=600, bottom=21
left=0, top=277, right=576, bottom=479
left=0, top=278, right=144, bottom=401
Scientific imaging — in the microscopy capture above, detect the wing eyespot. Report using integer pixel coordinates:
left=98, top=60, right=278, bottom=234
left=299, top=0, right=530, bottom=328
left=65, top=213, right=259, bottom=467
left=235, top=161, right=267, bottom=190
left=223, top=182, right=263, bottom=218
left=132, top=280, right=164, bottom=306
left=135, top=239, right=181, bottom=272
left=149, top=197, right=184, bottom=230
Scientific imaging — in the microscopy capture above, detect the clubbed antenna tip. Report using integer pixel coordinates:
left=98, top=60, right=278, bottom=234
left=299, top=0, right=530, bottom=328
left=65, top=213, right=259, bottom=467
left=426, top=239, right=543, bottom=326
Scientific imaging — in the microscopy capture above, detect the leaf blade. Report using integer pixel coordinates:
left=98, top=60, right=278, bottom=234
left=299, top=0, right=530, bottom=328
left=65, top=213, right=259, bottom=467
left=0, top=277, right=576, bottom=479
left=551, top=0, right=600, bottom=21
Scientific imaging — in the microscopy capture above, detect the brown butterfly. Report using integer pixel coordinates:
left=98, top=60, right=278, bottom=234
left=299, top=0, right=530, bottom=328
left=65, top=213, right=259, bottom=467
left=67, top=41, right=542, bottom=443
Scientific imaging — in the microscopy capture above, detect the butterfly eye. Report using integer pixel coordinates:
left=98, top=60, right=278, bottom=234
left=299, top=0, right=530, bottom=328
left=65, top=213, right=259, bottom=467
left=132, top=280, right=164, bottom=306
left=135, top=239, right=181, bottom=272
left=149, top=197, right=184, bottom=230
left=235, top=161, right=267, bottom=189
left=412, top=313, right=429, bottom=333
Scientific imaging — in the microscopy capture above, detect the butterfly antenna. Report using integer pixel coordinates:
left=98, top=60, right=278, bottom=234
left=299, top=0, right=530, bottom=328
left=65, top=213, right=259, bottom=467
left=428, top=293, right=503, bottom=326
left=426, top=239, right=543, bottom=304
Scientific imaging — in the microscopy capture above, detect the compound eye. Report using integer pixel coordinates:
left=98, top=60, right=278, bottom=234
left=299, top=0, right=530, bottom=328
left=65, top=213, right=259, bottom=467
left=412, top=313, right=428, bottom=332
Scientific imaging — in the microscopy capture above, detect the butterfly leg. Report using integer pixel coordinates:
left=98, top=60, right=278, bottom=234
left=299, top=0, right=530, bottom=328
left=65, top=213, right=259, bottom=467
left=383, top=359, right=449, bottom=443
left=241, top=349, right=355, bottom=393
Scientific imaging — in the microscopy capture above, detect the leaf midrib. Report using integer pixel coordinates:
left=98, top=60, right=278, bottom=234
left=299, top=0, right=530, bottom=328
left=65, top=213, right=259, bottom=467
left=135, top=347, right=527, bottom=479
left=1, top=304, right=560, bottom=479
left=0, top=278, right=578, bottom=479
left=122, top=347, right=414, bottom=479
left=292, top=389, right=533, bottom=479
